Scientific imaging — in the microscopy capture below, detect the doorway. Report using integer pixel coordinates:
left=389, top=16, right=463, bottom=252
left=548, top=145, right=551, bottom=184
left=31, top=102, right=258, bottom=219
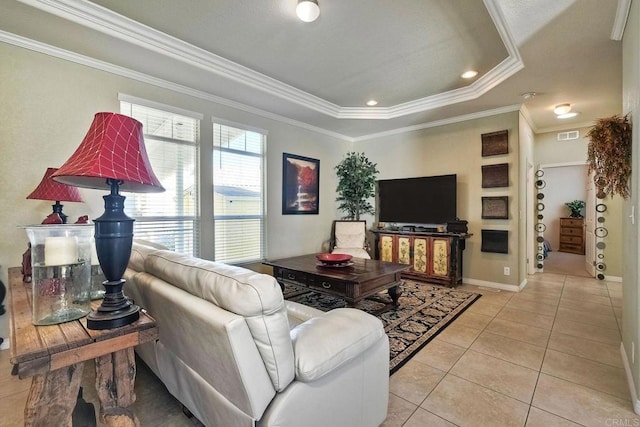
left=538, top=163, right=593, bottom=278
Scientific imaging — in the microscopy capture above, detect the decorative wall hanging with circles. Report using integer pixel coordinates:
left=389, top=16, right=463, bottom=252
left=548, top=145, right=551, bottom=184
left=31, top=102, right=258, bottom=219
left=595, top=227, right=608, bottom=238
left=537, top=203, right=545, bottom=211
left=535, top=223, right=546, bottom=232
left=536, top=236, right=544, bottom=243
left=596, top=241, right=606, bottom=250
left=535, top=169, right=544, bottom=178
left=535, top=179, right=546, bottom=189
left=596, top=262, right=607, bottom=271
left=536, top=193, right=545, bottom=200
left=597, top=216, right=605, bottom=223
left=597, top=273, right=605, bottom=280
left=537, top=214, right=543, bottom=220
left=537, top=263, right=544, bottom=269
left=598, top=253, right=605, bottom=259
left=536, top=253, right=544, bottom=261
left=596, top=204, right=607, bottom=212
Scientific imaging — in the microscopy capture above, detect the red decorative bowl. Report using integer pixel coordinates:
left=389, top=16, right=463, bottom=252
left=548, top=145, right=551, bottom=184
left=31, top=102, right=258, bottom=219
left=315, top=253, right=353, bottom=264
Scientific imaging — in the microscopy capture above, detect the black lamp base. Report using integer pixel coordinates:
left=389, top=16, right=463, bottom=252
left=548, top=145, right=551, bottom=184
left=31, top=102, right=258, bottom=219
left=86, top=279, right=140, bottom=330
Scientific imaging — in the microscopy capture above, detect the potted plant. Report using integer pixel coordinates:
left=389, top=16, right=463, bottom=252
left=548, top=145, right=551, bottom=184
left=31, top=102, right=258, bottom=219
left=586, top=114, right=632, bottom=199
left=565, top=200, right=585, bottom=218
left=335, top=152, right=379, bottom=220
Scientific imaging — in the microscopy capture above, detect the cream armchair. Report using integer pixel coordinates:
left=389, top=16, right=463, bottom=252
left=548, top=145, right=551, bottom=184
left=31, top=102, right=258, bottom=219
left=330, top=220, right=371, bottom=259
left=125, top=242, right=389, bottom=427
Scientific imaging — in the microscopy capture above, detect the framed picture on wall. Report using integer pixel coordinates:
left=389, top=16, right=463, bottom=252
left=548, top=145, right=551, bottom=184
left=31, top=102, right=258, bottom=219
left=481, top=196, right=509, bottom=219
left=282, top=153, right=320, bottom=214
left=482, top=163, right=509, bottom=188
left=481, top=129, right=509, bottom=156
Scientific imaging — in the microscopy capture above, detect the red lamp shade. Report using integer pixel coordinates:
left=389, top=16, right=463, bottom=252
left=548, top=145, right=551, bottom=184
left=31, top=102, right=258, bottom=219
left=52, top=112, right=164, bottom=193
left=27, top=167, right=83, bottom=202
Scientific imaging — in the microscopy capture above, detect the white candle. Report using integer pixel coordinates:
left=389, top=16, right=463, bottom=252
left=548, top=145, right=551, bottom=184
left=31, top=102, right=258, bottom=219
left=91, top=241, right=100, bottom=265
left=44, top=236, right=78, bottom=266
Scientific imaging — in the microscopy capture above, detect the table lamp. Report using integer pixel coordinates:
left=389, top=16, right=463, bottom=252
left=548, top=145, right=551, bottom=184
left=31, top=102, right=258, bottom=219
left=53, top=112, right=164, bottom=330
left=27, top=167, right=83, bottom=224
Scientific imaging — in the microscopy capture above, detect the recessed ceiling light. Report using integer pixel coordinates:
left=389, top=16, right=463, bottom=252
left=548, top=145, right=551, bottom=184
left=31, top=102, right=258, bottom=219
left=296, top=0, right=320, bottom=22
left=461, top=70, right=478, bottom=79
left=366, top=100, right=378, bottom=106
left=553, top=103, right=572, bottom=115
left=557, top=112, right=578, bottom=119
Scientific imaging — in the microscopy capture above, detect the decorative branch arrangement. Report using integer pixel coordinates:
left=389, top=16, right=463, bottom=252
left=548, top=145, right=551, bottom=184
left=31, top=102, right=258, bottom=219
left=586, top=114, right=632, bottom=199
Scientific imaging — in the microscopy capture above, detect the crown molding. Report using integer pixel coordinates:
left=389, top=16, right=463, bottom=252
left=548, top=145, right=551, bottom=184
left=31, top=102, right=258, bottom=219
left=352, top=104, right=522, bottom=142
left=17, top=0, right=524, bottom=120
left=611, top=0, right=632, bottom=41
left=0, top=30, right=353, bottom=142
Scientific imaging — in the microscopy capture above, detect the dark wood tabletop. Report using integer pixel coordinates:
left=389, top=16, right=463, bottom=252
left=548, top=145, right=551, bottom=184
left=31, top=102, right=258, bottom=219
left=264, top=254, right=409, bottom=283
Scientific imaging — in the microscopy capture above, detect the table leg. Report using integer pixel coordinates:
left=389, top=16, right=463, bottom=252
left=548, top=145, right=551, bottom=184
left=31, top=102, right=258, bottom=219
left=24, top=363, right=84, bottom=427
left=95, top=347, right=139, bottom=427
left=388, top=285, right=403, bottom=306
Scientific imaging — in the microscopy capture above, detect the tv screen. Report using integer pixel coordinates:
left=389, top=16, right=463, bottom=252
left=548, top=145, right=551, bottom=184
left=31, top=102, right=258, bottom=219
left=377, top=174, right=457, bottom=224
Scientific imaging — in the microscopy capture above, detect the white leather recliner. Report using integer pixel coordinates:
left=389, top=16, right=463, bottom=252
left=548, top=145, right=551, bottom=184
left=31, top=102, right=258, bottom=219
left=125, top=242, right=389, bottom=427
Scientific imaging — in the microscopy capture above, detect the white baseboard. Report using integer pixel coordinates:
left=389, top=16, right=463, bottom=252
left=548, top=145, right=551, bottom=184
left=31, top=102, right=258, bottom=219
left=606, top=275, right=623, bottom=283
left=620, top=342, right=640, bottom=415
left=462, top=277, right=525, bottom=293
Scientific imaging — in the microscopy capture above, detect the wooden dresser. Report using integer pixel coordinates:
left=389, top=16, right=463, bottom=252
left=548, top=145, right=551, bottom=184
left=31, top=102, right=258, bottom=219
left=559, top=217, right=585, bottom=254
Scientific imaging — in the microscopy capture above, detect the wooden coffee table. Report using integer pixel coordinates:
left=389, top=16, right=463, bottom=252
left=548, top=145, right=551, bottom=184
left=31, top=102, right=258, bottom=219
left=264, top=254, right=410, bottom=307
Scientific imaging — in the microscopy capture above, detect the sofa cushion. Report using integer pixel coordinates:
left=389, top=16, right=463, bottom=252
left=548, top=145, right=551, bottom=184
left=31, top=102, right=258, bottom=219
left=144, top=250, right=295, bottom=391
left=290, top=308, right=385, bottom=382
left=128, top=241, right=165, bottom=272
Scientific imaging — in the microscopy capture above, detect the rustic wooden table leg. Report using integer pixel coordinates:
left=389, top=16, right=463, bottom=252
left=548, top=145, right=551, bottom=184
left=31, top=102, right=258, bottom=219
left=95, top=347, right=139, bottom=427
left=24, top=363, right=84, bottom=427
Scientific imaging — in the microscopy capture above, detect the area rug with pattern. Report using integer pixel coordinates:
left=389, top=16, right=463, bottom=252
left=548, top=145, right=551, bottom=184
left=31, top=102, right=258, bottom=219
left=284, top=280, right=481, bottom=373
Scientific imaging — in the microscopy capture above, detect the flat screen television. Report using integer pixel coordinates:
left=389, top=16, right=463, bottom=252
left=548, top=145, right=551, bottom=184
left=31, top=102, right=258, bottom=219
left=377, top=174, right=457, bottom=225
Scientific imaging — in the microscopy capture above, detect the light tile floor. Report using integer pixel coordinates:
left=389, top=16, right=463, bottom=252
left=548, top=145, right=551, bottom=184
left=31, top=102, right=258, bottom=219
left=0, top=272, right=637, bottom=426
left=385, top=273, right=639, bottom=427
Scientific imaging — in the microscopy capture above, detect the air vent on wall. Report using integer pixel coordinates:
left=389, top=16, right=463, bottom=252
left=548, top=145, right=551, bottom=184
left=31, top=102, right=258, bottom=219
left=557, top=130, right=579, bottom=141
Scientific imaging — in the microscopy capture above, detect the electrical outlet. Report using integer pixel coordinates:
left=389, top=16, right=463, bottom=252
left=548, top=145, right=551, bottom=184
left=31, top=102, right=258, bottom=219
left=503, top=267, right=511, bottom=276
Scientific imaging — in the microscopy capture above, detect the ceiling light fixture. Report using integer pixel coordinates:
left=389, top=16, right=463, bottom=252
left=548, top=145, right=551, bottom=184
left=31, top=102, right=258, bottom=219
left=557, top=112, right=579, bottom=119
left=366, top=100, right=378, bottom=106
left=296, top=0, right=320, bottom=22
left=461, top=70, right=478, bottom=79
left=553, top=103, right=572, bottom=115
left=522, top=92, right=537, bottom=100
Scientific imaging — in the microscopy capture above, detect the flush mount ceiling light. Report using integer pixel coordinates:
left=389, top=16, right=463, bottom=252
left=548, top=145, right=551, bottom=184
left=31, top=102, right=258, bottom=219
left=557, top=112, right=579, bottom=119
left=366, top=100, right=378, bottom=106
left=553, top=103, right=572, bottom=115
left=521, top=92, right=537, bottom=100
left=296, top=0, right=320, bottom=22
left=461, top=70, right=478, bottom=79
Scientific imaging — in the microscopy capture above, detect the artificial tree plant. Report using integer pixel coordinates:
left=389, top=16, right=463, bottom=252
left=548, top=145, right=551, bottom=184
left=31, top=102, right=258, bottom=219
left=335, top=152, right=379, bottom=220
left=586, top=114, right=632, bottom=199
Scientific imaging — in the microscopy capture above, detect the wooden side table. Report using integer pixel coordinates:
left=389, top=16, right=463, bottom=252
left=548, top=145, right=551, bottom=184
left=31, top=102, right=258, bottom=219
left=8, top=267, right=158, bottom=427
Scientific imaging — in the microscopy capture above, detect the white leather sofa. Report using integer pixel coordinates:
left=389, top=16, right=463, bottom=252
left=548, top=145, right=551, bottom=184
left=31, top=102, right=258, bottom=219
left=124, top=242, right=389, bottom=427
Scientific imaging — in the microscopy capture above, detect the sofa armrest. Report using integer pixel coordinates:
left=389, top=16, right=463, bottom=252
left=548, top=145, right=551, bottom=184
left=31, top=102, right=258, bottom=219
left=286, top=301, right=325, bottom=328
left=290, top=308, right=386, bottom=382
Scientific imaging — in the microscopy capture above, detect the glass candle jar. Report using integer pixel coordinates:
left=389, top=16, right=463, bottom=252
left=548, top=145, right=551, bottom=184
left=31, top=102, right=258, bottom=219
left=23, top=224, right=93, bottom=325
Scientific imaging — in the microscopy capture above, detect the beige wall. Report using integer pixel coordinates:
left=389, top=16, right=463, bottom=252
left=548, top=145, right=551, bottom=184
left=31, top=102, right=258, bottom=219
left=0, top=42, right=349, bottom=286
left=622, top=0, right=640, bottom=405
left=354, top=112, right=522, bottom=287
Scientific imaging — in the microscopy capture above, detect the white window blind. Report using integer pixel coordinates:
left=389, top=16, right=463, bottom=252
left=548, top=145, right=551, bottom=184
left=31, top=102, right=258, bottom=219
left=120, top=100, right=200, bottom=255
left=213, top=122, right=265, bottom=263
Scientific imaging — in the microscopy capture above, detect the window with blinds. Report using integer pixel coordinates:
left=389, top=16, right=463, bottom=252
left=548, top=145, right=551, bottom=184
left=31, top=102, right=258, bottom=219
left=120, top=100, right=200, bottom=255
left=213, top=122, right=265, bottom=263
